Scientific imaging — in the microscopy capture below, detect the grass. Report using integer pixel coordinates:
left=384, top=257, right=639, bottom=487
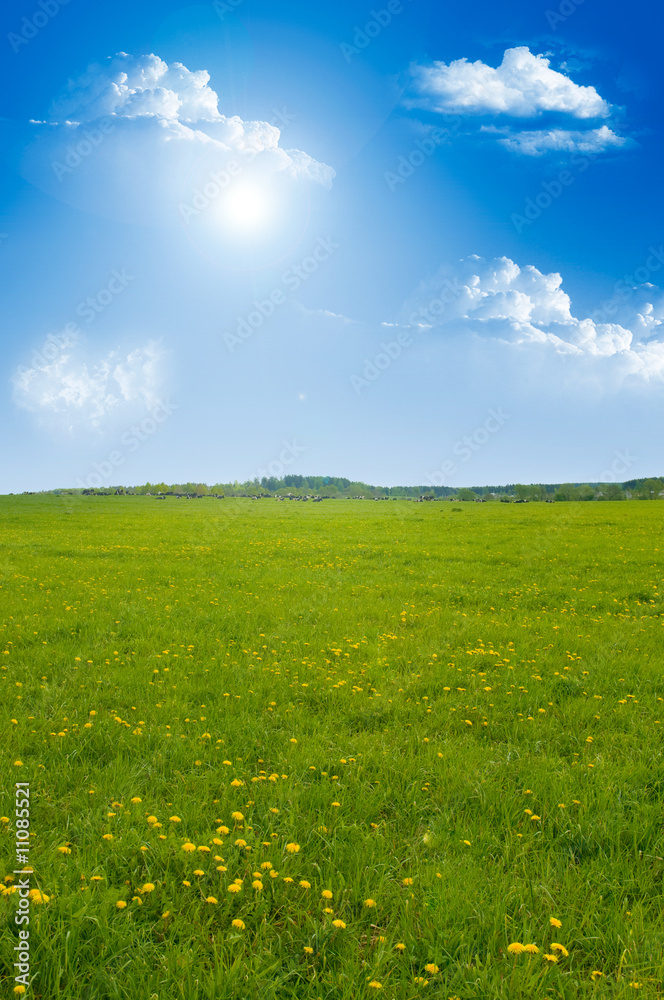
left=1, top=494, right=663, bottom=999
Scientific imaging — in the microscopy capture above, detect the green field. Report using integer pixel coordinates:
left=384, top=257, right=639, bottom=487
left=1, top=495, right=663, bottom=999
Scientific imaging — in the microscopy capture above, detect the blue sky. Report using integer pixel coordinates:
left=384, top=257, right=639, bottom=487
left=1, top=0, right=663, bottom=491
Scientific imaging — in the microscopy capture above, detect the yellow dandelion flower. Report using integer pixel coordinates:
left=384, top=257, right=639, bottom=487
left=231, top=812, right=244, bottom=822
left=130, top=797, right=142, bottom=804
left=368, top=982, right=383, bottom=990
left=182, top=880, right=191, bottom=887
left=235, top=839, right=247, bottom=848
left=206, top=896, right=218, bottom=904
left=13, top=985, right=27, bottom=995
left=524, top=943, right=539, bottom=954
left=228, top=884, right=241, bottom=894
left=252, top=880, right=263, bottom=890
left=321, top=889, right=333, bottom=899
left=544, top=954, right=558, bottom=963
left=232, top=919, right=245, bottom=930
left=402, top=877, right=413, bottom=886
left=217, top=825, right=230, bottom=835
left=162, top=911, right=170, bottom=918
left=57, top=846, right=71, bottom=854
left=303, top=946, right=314, bottom=955
left=507, top=942, right=525, bottom=955
left=332, top=918, right=346, bottom=928
left=591, top=971, right=604, bottom=980
left=285, top=843, right=300, bottom=853
left=323, top=906, right=334, bottom=914
left=551, top=943, right=569, bottom=957
left=193, top=870, right=205, bottom=877
left=141, top=883, right=155, bottom=893
left=147, top=815, right=158, bottom=824
left=424, top=963, right=439, bottom=974
left=102, top=834, right=114, bottom=841
left=549, top=917, right=562, bottom=928
left=364, top=898, right=376, bottom=908
left=299, top=880, right=311, bottom=889
left=181, top=843, right=196, bottom=853
left=395, top=942, right=406, bottom=951
left=169, top=816, right=181, bottom=823
left=115, top=900, right=127, bottom=909
left=283, top=876, right=293, bottom=883
left=132, top=896, right=143, bottom=905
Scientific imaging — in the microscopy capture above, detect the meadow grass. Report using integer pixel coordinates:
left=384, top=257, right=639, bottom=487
left=0, top=494, right=663, bottom=999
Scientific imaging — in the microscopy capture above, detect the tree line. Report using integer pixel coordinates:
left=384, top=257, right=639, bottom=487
left=37, top=476, right=664, bottom=501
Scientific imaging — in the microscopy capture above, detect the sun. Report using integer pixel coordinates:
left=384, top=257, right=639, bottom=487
left=221, top=182, right=272, bottom=232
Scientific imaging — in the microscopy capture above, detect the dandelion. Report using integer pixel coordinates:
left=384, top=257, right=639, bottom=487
left=169, top=816, right=181, bottom=823
left=132, top=896, right=143, bottom=905
left=299, top=880, right=311, bottom=889
left=232, top=919, right=245, bottom=930
left=228, top=884, right=241, bottom=894
left=102, top=834, right=114, bottom=841
left=182, top=880, right=191, bottom=887
left=130, top=797, right=142, bottom=804
left=462, top=839, right=471, bottom=846
left=283, top=876, right=293, bottom=883
left=551, top=943, right=569, bottom=957
left=324, top=906, right=334, bottom=914
left=285, top=843, right=300, bottom=853
left=141, top=883, right=155, bottom=893
left=193, top=869, right=205, bottom=877
left=524, top=944, right=539, bottom=954
left=402, top=877, right=413, bottom=886
left=367, top=982, right=383, bottom=990
left=217, top=825, right=230, bottom=835
left=13, top=986, right=26, bottom=994
left=364, top=898, right=376, bottom=908
left=424, top=964, right=439, bottom=974
left=303, top=946, right=314, bottom=955
left=261, top=861, right=273, bottom=870
left=252, top=880, right=263, bottom=890
left=90, top=876, right=104, bottom=883
left=321, top=889, right=333, bottom=899
left=235, top=839, right=247, bottom=848
left=507, top=943, right=525, bottom=955
left=331, top=801, right=340, bottom=807
left=147, top=815, right=158, bottom=824
left=181, top=843, right=196, bottom=853
left=206, top=896, right=218, bottom=904
left=116, top=900, right=127, bottom=909
left=216, top=866, right=227, bottom=873
left=543, top=954, right=558, bottom=963
left=413, top=977, right=428, bottom=985
left=395, top=942, right=406, bottom=951
left=57, top=846, right=71, bottom=854
left=549, top=917, right=562, bottom=928
left=590, top=971, right=604, bottom=980
left=332, top=919, right=346, bottom=928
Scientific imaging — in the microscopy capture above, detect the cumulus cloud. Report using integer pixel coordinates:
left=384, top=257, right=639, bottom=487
left=495, top=124, right=631, bottom=157
left=12, top=339, right=168, bottom=431
left=406, top=47, right=632, bottom=157
left=404, top=255, right=664, bottom=381
left=410, top=47, right=611, bottom=119
left=19, top=53, right=334, bottom=223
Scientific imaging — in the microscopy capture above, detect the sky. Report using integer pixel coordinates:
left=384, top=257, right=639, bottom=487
left=1, top=0, right=663, bottom=492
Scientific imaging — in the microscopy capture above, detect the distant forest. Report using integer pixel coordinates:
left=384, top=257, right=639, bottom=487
left=30, top=475, right=664, bottom=501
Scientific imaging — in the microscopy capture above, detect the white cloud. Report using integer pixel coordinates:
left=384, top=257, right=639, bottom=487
left=12, top=339, right=168, bottom=431
left=410, top=47, right=611, bottom=119
left=404, top=255, right=664, bottom=381
left=20, top=53, right=334, bottom=223
left=496, top=124, right=630, bottom=157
